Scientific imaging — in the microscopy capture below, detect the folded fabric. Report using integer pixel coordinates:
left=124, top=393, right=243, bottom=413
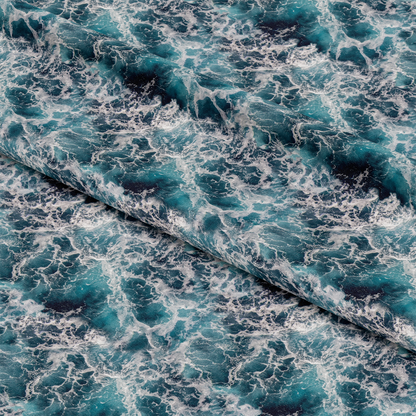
left=1, top=0, right=416, bottom=353
left=2, top=154, right=416, bottom=415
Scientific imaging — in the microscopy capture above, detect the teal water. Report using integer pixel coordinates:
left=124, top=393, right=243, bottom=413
left=0, top=0, right=416, bottom=351
left=1, top=1, right=416, bottom=413
left=13, top=0, right=416, bottom=149
left=1, top=154, right=416, bottom=415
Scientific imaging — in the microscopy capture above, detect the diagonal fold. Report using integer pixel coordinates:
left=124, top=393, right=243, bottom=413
left=1, top=0, right=416, bottom=353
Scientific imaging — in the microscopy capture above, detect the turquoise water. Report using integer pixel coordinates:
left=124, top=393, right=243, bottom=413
left=1, top=155, right=416, bottom=415
left=1, top=0, right=416, bottom=413
left=14, top=0, right=416, bottom=147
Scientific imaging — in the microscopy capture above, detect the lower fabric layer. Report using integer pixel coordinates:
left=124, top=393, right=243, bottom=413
left=1, top=155, right=416, bottom=415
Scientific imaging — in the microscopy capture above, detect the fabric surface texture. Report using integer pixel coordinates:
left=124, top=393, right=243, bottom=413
left=0, top=0, right=416, bottom=414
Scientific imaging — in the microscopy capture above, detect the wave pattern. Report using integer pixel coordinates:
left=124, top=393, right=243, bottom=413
left=2, top=155, right=416, bottom=415
left=15, top=0, right=416, bottom=145
left=1, top=0, right=416, bottom=351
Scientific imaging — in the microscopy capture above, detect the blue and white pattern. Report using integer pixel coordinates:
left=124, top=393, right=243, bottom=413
left=1, top=154, right=416, bottom=415
left=1, top=0, right=416, bottom=413
left=1, top=0, right=416, bottom=351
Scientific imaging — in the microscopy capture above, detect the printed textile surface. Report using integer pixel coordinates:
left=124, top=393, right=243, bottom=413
left=1, top=0, right=416, bottom=414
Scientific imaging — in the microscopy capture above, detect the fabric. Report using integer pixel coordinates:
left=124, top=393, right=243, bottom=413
left=1, top=0, right=416, bottom=414
left=1, top=0, right=416, bottom=349
left=1, top=155, right=416, bottom=415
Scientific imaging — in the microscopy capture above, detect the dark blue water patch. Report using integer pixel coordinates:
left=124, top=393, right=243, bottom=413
left=258, top=17, right=300, bottom=38
left=5, top=87, right=43, bottom=118
left=122, top=171, right=192, bottom=214
left=123, top=61, right=185, bottom=107
left=256, top=114, right=413, bottom=206
left=261, top=401, right=312, bottom=416
left=122, top=171, right=180, bottom=196
left=257, top=7, right=332, bottom=53
left=196, top=97, right=229, bottom=123
left=6, top=121, right=25, bottom=141
left=342, top=283, right=388, bottom=301
left=327, top=148, right=410, bottom=205
left=8, top=17, right=37, bottom=42
left=44, top=282, right=119, bottom=333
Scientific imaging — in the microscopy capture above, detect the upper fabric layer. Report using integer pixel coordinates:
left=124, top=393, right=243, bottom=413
left=1, top=1, right=416, bottom=351
left=2, top=154, right=416, bottom=415
left=15, top=0, right=416, bottom=146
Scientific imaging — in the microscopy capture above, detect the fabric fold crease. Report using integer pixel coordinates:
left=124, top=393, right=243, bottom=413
left=1, top=0, right=416, bottom=353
